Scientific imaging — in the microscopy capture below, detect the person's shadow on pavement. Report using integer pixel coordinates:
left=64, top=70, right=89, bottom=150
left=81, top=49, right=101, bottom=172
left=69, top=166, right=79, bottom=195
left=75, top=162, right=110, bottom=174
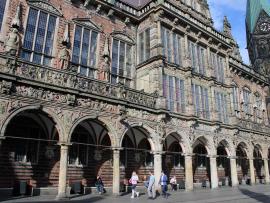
left=240, top=188, right=270, bottom=203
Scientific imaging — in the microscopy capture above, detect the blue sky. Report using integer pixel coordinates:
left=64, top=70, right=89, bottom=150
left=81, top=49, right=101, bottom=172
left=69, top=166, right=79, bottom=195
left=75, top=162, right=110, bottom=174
left=208, top=0, right=249, bottom=64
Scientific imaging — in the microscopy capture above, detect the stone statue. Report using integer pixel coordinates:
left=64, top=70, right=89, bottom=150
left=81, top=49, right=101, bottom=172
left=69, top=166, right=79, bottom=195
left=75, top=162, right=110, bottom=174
left=58, top=47, right=70, bottom=69
left=4, top=28, right=20, bottom=56
left=99, top=56, right=110, bottom=81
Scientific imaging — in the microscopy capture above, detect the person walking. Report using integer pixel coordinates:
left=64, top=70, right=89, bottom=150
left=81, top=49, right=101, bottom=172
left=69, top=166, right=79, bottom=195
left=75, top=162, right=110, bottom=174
left=170, top=176, right=177, bottom=191
left=159, top=171, right=168, bottom=198
left=147, top=171, right=156, bottom=199
left=130, top=171, right=139, bottom=198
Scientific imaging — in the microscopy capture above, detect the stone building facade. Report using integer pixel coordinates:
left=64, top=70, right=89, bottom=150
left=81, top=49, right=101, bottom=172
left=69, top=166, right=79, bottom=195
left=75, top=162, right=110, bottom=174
left=0, top=0, right=269, bottom=199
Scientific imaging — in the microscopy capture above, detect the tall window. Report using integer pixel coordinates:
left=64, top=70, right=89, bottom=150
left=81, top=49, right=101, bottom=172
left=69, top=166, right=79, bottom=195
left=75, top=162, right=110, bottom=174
left=0, top=0, right=7, bottom=31
left=163, top=74, right=185, bottom=113
left=139, top=28, right=150, bottom=63
left=111, top=38, right=133, bottom=87
left=71, top=25, right=98, bottom=78
left=210, top=52, right=225, bottom=83
left=215, top=91, right=228, bottom=123
left=243, top=88, right=251, bottom=115
left=189, top=41, right=206, bottom=75
left=232, top=83, right=239, bottom=112
left=192, top=84, right=210, bottom=119
left=21, top=8, right=57, bottom=66
left=161, top=27, right=182, bottom=65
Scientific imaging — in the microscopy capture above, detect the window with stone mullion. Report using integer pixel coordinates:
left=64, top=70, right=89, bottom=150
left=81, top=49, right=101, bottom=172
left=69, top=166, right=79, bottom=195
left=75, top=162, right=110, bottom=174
left=192, top=84, right=210, bottom=119
left=111, top=39, right=133, bottom=86
left=243, top=89, right=251, bottom=115
left=21, top=8, right=56, bottom=66
left=71, top=25, right=98, bottom=78
left=0, top=0, right=7, bottom=31
left=139, top=28, right=150, bottom=63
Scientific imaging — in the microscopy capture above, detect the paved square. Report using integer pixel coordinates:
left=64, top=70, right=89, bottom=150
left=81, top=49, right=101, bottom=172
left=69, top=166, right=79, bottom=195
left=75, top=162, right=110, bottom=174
left=1, top=185, right=270, bottom=203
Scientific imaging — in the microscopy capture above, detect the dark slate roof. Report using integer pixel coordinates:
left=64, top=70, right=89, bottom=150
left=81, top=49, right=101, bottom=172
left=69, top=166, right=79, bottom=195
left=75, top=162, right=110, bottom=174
left=120, top=0, right=152, bottom=8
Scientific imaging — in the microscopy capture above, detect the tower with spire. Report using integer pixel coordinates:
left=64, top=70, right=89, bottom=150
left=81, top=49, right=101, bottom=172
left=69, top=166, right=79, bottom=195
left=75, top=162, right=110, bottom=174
left=246, top=0, right=270, bottom=75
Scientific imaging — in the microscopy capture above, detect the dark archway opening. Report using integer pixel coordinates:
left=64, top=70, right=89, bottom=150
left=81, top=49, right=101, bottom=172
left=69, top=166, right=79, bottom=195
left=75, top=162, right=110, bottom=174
left=217, top=145, right=230, bottom=186
left=253, top=146, right=263, bottom=184
left=236, top=144, right=248, bottom=183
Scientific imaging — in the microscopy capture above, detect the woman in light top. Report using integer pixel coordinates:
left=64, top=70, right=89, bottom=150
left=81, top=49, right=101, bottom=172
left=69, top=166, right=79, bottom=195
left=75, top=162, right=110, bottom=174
left=130, top=171, right=139, bottom=198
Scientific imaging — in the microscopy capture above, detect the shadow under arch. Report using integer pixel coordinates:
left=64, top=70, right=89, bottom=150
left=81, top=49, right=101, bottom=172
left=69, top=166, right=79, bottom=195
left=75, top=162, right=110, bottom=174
left=163, top=132, right=185, bottom=182
left=216, top=140, right=232, bottom=186
left=67, top=118, right=113, bottom=191
left=0, top=108, right=61, bottom=195
left=236, top=142, right=249, bottom=183
left=192, top=137, right=211, bottom=187
left=253, top=144, right=264, bottom=183
left=120, top=125, right=155, bottom=188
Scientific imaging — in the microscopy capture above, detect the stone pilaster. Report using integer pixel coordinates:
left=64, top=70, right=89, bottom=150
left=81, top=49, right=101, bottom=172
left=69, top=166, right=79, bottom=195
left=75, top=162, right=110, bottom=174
left=249, top=159, right=256, bottom=185
left=229, top=157, right=238, bottom=187
left=56, top=143, right=69, bottom=200
left=154, top=152, right=162, bottom=190
left=112, top=148, right=121, bottom=195
left=264, top=159, right=270, bottom=184
left=185, top=155, right=193, bottom=191
left=209, top=156, right=218, bottom=189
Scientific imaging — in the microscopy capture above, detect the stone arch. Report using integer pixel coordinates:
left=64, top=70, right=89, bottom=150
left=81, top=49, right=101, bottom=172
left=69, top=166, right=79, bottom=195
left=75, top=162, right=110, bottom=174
left=165, top=130, right=192, bottom=154
left=67, top=116, right=118, bottom=148
left=119, top=122, right=158, bottom=152
left=0, top=105, right=65, bottom=141
left=192, top=136, right=216, bottom=156
left=236, top=141, right=250, bottom=158
left=218, top=139, right=235, bottom=157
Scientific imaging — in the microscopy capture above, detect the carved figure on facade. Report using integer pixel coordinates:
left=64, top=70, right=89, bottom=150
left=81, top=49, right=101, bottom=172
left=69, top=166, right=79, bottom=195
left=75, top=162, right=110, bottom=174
left=99, top=35, right=111, bottom=81
left=58, top=24, right=70, bottom=70
left=4, top=4, right=21, bottom=56
left=0, top=81, right=12, bottom=94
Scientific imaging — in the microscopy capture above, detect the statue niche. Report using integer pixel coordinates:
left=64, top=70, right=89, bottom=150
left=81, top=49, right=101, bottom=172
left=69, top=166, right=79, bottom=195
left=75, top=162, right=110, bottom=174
left=99, top=56, right=110, bottom=81
left=58, top=47, right=70, bottom=70
left=4, top=28, right=20, bottom=56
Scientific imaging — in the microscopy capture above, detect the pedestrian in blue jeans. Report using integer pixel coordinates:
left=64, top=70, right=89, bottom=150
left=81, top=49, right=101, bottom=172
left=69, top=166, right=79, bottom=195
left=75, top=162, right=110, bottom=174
left=159, top=171, right=168, bottom=198
left=95, top=175, right=104, bottom=194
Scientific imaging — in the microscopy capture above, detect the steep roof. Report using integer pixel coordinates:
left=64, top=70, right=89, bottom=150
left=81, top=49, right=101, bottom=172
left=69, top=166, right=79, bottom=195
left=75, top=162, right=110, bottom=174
left=246, top=0, right=270, bottom=33
left=120, top=0, right=152, bottom=8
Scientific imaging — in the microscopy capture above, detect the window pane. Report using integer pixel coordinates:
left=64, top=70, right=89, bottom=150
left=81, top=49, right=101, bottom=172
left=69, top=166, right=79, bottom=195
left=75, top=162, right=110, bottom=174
left=166, top=30, right=171, bottom=62
left=89, top=31, right=98, bottom=67
left=126, top=45, right=132, bottom=78
left=34, top=12, right=48, bottom=53
left=0, top=0, right=7, bottom=31
left=72, top=26, right=82, bottom=64
left=139, top=32, right=144, bottom=62
left=169, top=76, right=174, bottom=111
left=81, top=29, right=90, bottom=66
left=79, top=66, right=88, bottom=76
left=111, top=39, right=119, bottom=83
left=173, top=33, right=179, bottom=65
left=23, top=8, right=38, bottom=50
left=119, top=41, right=125, bottom=77
left=145, top=28, right=150, bottom=60
left=44, top=15, right=56, bottom=55
left=33, top=53, right=42, bottom=64
left=21, top=51, right=31, bottom=61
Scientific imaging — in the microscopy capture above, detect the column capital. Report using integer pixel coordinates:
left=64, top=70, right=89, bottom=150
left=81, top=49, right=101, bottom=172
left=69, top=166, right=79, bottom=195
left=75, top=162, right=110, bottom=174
left=111, top=147, right=123, bottom=151
left=229, top=156, right=237, bottom=159
left=57, top=142, right=71, bottom=149
left=208, top=155, right=218, bottom=159
left=184, top=153, right=193, bottom=157
left=151, top=151, right=165, bottom=155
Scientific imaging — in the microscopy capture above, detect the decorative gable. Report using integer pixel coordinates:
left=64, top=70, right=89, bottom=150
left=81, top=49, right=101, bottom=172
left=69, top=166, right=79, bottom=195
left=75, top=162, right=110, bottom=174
left=73, top=18, right=101, bottom=31
left=27, top=0, right=62, bottom=16
left=111, top=31, right=134, bottom=44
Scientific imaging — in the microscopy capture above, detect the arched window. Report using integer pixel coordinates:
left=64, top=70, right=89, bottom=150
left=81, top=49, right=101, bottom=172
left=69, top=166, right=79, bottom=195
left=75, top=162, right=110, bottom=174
left=21, top=7, right=58, bottom=66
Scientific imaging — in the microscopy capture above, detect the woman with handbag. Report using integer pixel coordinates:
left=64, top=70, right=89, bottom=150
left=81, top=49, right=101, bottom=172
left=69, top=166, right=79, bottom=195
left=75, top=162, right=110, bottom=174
left=129, top=171, right=139, bottom=198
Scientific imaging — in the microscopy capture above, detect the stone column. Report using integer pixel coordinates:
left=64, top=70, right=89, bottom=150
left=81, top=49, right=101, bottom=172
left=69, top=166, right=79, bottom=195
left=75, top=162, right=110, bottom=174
left=264, top=159, right=270, bottom=184
left=249, top=159, right=255, bottom=185
left=112, top=149, right=121, bottom=195
left=56, top=144, right=69, bottom=200
left=229, top=157, right=238, bottom=187
left=209, top=156, right=218, bottom=189
left=185, top=154, right=193, bottom=191
left=154, top=152, right=162, bottom=189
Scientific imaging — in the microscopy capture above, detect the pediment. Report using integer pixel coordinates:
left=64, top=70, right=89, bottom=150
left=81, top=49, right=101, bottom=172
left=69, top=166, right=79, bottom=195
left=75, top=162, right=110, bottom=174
left=73, top=18, right=101, bottom=31
left=111, top=31, right=134, bottom=44
left=27, top=0, right=62, bottom=16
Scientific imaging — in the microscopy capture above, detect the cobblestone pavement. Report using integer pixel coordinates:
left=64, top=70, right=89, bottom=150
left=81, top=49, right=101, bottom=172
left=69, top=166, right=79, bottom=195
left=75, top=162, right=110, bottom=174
left=1, top=185, right=270, bottom=203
